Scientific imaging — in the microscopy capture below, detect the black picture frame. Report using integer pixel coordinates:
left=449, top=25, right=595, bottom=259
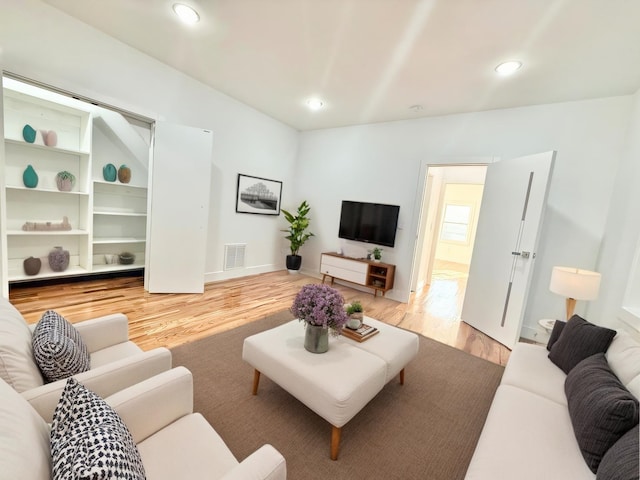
left=235, top=173, right=283, bottom=215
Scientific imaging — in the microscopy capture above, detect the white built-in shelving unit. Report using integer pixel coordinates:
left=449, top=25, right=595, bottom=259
left=0, top=78, right=150, bottom=295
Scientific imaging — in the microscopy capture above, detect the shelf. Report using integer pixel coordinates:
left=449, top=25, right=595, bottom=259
left=9, top=265, right=91, bottom=283
left=369, top=273, right=387, bottom=279
left=7, top=229, right=89, bottom=236
left=6, top=186, right=89, bottom=196
left=91, top=263, right=145, bottom=274
left=93, top=180, right=147, bottom=190
left=93, top=211, right=147, bottom=217
left=5, top=138, right=90, bottom=157
left=93, top=237, right=146, bottom=244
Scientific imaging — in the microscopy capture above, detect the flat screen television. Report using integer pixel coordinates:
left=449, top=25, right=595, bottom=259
left=338, top=201, right=400, bottom=248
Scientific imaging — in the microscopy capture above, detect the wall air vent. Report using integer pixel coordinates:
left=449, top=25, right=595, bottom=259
left=224, top=244, right=246, bottom=271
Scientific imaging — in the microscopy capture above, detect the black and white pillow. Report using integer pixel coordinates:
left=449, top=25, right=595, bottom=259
left=51, top=377, right=146, bottom=480
left=32, top=310, right=90, bottom=383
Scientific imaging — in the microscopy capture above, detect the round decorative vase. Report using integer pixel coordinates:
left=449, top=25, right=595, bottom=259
left=43, top=130, right=57, bottom=147
left=23, top=164, right=38, bottom=188
left=22, top=124, right=36, bottom=143
left=304, top=324, right=329, bottom=354
left=347, top=312, right=363, bottom=330
left=23, top=256, right=42, bottom=276
left=103, top=163, right=117, bottom=182
left=118, top=164, right=131, bottom=183
left=56, top=174, right=73, bottom=192
left=118, top=252, right=135, bottom=265
left=48, top=246, right=70, bottom=272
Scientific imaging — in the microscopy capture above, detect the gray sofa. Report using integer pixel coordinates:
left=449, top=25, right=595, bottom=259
left=465, top=322, right=640, bottom=479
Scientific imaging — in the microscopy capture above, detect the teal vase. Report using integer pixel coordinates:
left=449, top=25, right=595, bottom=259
left=23, top=165, right=38, bottom=188
left=22, top=124, right=36, bottom=143
left=103, top=163, right=117, bottom=182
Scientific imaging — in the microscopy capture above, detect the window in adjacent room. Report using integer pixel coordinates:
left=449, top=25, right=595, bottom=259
left=440, top=204, right=473, bottom=243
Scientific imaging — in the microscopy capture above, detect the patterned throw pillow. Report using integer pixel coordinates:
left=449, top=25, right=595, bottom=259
left=32, top=310, right=91, bottom=383
left=51, top=378, right=146, bottom=480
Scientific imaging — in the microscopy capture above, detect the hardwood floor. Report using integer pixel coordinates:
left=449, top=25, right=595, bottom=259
left=8, top=261, right=510, bottom=366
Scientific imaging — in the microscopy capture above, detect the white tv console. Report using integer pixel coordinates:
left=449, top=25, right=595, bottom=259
left=320, top=252, right=395, bottom=297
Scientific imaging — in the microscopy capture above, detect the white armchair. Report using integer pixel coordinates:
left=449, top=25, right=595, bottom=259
left=0, top=295, right=172, bottom=422
left=0, top=367, right=287, bottom=480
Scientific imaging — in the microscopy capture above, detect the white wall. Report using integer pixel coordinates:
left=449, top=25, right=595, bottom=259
left=296, top=96, right=633, bottom=340
left=590, top=89, right=640, bottom=334
left=0, top=0, right=299, bottom=283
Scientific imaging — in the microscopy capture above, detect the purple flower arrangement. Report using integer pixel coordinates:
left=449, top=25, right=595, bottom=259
left=291, top=283, right=349, bottom=335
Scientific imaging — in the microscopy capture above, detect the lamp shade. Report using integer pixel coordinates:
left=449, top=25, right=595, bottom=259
left=549, top=266, right=601, bottom=300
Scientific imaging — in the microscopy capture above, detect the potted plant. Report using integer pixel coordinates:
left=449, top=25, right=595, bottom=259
left=370, top=247, right=383, bottom=262
left=55, top=171, right=76, bottom=192
left=281, top=200, right=314, bottom=273
left=291, top=283, right=349, bottom=353
left=346, top=300, right=364, bottom=329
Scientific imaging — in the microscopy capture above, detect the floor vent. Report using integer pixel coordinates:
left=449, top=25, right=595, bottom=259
left=224, top=244, right=246, bottom=270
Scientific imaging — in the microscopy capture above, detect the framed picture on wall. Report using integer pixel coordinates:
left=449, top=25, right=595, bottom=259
left=235, top=173, right=283, bottom=215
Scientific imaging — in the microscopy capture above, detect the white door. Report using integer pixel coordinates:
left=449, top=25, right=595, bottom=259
left=461, top=151, right=555, bottom=348
left=145, top=122, right=213, bottom=293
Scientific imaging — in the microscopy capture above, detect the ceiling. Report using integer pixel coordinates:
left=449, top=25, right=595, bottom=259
left=42, top=0, right=640, bottom=131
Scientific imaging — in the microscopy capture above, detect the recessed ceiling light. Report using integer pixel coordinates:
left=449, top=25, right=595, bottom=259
left=495, top=60, right=522, bottom=76
left=306, top=98, right=324, bottom=111
left=173, top=3, right=200, bottom=25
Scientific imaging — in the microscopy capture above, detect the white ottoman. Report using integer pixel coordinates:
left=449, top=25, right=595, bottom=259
left=242, top=318, right=419, bottom=459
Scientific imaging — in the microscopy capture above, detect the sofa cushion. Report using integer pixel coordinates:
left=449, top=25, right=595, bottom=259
left=464, top=384, right=594, bottom=480
left=51, top=378, right=145, bottom=480
left=546, top=320, right=565, bottom=351
left=0, top=297, right=44, bottom=392
left=565, top=353, right=639, bottom=473
left=548, top=315, right=616, bottom=374
left=606, top=330, right=640, bottom=400
left=0, top=377, right=51, bottom=479
left=500, top=342, right=568, bottom=405
left=137, top=413, right=239, bottom=479
left=32, top=310, right=91, bottom=383
left=596, top=424, right=639, bottom=480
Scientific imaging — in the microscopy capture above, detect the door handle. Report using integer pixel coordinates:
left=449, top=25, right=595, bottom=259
left=511, top=251, right=531, bottom=259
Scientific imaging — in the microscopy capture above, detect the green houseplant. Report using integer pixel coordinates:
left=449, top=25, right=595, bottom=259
left=281, top=200, right=314, bottom=272
left=371, top=247, right=383, bottom=262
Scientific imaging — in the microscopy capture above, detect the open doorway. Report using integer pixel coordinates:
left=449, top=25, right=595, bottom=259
left=407, top=165, right=487, bottom=342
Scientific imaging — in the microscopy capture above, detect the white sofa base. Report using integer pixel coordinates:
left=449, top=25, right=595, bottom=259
left=465, top=332, right=640, bottom=480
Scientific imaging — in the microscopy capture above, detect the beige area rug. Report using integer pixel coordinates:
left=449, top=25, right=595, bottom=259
left=170, top=310, right=504, bottom=480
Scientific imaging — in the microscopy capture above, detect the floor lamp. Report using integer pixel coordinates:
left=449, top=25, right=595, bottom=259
left=549, top=266, right=602, bottom=320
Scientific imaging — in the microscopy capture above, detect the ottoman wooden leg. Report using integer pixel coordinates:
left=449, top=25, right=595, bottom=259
left=400, top=368, right=405, bottom=385
left=252, top=369, right=261, bottom=395
left=330, top=425, right=342, bottom=460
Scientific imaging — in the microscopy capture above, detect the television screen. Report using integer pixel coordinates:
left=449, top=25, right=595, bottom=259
left=338, top=201, right=400, bottom=248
